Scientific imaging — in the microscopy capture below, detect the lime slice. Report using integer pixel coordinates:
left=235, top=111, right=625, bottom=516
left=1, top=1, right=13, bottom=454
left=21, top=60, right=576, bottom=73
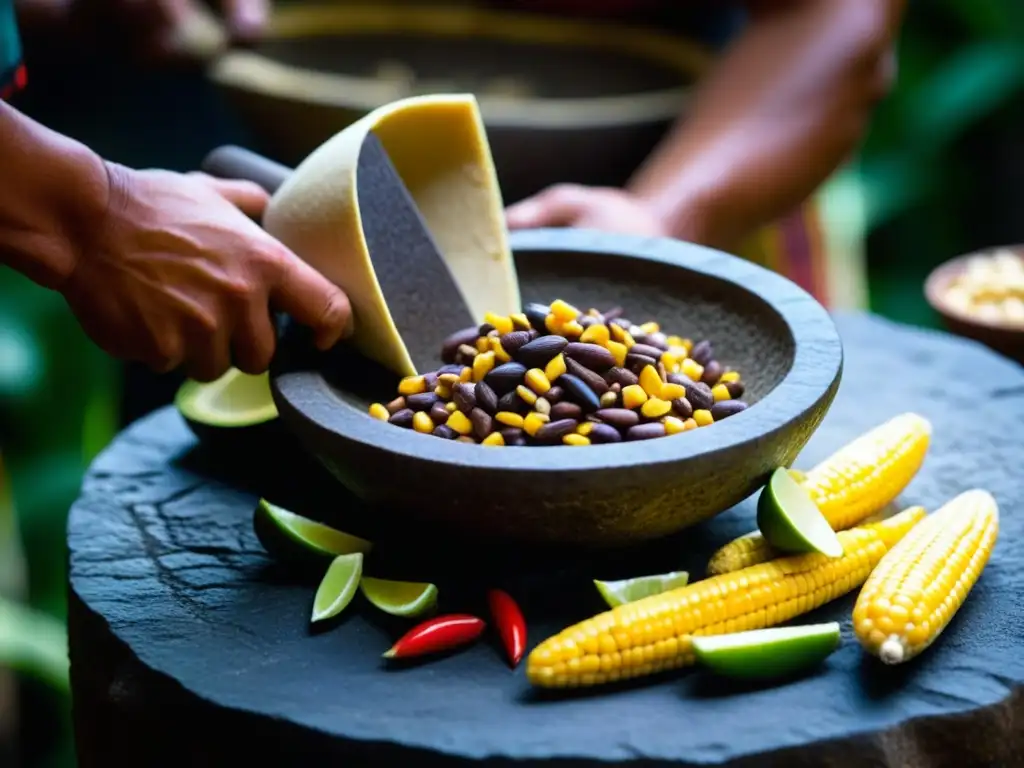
left=174, top=368, right=278, bottom=429
left=311, top=553, right=364, bottom=623
left=360, top=577, right=438, bottom=618
left=594, top=571, right=690, bottom=608
left=756, top=467, right=843, bottom=557
left=691, top=622, right=841, bottom=681
left=253, top=498, right=373, bottom=566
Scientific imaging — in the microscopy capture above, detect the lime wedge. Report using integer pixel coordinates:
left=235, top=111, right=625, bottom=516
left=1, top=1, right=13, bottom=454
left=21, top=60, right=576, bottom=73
left=311, top=553, right=364, bottom=623
left=253, top=498, right=373, bottom=566
left=691, top=622, right=841, bottom=681
left=594, top=571, right=690, bottom=608
left=360, top=577, right=438, bottom=618
left=174, top=368, right=278, bottom=429
left=756, top=467, right=843, bottom=557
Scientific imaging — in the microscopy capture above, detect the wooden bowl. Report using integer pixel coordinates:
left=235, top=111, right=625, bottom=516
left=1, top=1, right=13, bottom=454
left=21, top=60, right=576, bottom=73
left=269, top=229, right=843, bottom=549
left=924, top=247, right=1024, bottom=365
left=206, top=4, right=709, bottom=203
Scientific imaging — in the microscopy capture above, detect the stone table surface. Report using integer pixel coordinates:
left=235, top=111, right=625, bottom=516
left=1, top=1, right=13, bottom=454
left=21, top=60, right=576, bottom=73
left=66, top=312, right=1024, bottom=768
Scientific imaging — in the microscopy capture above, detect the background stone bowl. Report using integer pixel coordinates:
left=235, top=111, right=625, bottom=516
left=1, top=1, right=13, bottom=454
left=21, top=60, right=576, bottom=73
left=270, top=229, right=844, bottom=549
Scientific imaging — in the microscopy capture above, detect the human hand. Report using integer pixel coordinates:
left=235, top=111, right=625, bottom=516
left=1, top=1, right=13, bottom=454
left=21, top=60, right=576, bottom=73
left=505, top=184, right=670, bottom=237
left=60, top=164, right=351, bottom=382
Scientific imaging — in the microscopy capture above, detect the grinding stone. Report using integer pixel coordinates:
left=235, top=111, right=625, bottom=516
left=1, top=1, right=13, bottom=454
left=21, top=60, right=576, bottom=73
left=67, top=312, right=1024, bottom=767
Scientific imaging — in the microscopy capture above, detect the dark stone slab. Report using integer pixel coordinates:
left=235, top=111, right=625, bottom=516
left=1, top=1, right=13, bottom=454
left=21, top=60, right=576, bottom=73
left=67, top=312, right=1024, bottom=767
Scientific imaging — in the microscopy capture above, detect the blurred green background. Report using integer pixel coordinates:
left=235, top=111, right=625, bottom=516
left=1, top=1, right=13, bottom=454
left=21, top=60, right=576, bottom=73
left=3, top=1, right=1024, bottom=765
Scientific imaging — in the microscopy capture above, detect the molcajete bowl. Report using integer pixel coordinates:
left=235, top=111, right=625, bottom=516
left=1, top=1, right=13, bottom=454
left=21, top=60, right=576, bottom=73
left=269, top=229, right=843, bottom=549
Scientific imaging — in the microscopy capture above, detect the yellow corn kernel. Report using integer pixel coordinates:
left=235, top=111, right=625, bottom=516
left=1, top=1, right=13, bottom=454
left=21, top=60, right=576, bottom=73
left=446, top=411, right=473, bottom=436
left=562, top=320, right=584, bottom=337
left=434, top=384, right=452, bottom=399
left=516, top=385, right=538, bottom=405
left=712, top=384, right=731, bottom=402
left=459, top=366, right=473, bottom=383
left=693, top=409, right=713, bottom=427
left=577, top=421, right=595, bottom=436
left=368, top=403, right=390, bottom=420
left=524, top=412, right=549, bottom=436
left=580, top=324, right=610, bottom=345
left=550, top=299, right=579, bottom=322
left=660, top=351, right=681, bottom=371
left=621, top=385, right=648, bottom=410
left=641, top=397, right=672, bottom=419
left=472, top=351, right=496, bottom=382
left=444, top=402, right=457, bottom=413
left=525, top=368, right=552, bottom=394
left=663, top=416, right=686, bottom=435
left=490, top=337, right=511, bottom=363
left=608, top=323, right=636, bottom=348
left=482, top=432, right=505, bottom=446
left=719, top=371, right=741, bottom=384
left=484, top=312, right=514, bottom=335
left=683, top=418, right=698, bottom=430
left=526, top=508, right=925, bottom=688
left=398, top=375, right=427, bottom=395
left=544, top=314, right=563, bottom=334
left=563, top=434, right=591, bottom=446
left=510, top=312, right=531, bottom=330
left=544, top=354, right=567, bottom=382
left=412, top=412, right=434, bottom=433
left=681, top=358, right=704, bottom=381
left=495, top=412, right=525, bottom=429
left=854, top=492, right=997, bottom=665
left=639, top=365, right=663, bottom=398
left=475, top=336, right=490, bottom=353
left=660, top=382, right=686, bottom=401
left=640, top=321, right=659, bottom=334
left=606, top=341, right=628, bottom=367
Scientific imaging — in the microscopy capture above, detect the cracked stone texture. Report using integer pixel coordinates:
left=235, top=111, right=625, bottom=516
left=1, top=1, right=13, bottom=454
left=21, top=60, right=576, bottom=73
left=68, top=312, right=1024, bottom=768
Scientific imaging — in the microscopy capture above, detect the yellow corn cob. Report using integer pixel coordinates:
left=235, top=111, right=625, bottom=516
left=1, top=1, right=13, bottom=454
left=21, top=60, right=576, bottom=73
left=853, top=490, right=998, bottom=665
left=706, top=413, right=932, bottom=575
left=526, top=506, right=926, bottom=689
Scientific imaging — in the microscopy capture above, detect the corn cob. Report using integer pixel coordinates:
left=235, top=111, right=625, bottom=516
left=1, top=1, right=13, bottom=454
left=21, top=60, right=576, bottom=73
left=854, top=490, right=998, bottom=665
left=707, top=413, right=932, bottom=575
left=526, top=506, right=926, bottom=689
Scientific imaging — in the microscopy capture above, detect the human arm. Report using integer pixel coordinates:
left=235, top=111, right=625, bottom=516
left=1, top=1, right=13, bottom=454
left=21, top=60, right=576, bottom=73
left=506, top=0, right=907, bottom=252
left=0, top=100, right=351, bottom=381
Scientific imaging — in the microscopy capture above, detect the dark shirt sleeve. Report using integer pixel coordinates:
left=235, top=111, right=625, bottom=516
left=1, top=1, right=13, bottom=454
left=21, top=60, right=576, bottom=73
left=1, top=0, right=26, bottom=100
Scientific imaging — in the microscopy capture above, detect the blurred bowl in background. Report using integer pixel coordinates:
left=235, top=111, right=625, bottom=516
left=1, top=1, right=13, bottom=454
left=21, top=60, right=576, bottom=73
left=206, top=3, right=709, bottom=203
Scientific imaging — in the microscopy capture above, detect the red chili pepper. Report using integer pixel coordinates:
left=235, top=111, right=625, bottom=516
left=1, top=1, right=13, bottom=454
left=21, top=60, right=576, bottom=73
left=382, top=614, right=486, bottom=660
left=488, top=589, right=527, bottom=668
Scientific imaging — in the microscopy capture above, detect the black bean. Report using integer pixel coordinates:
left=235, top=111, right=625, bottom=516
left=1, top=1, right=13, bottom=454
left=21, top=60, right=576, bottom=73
left=691, top=340, right=714, bottom=365
left=711, top=400, right=748, bottom=420
left=702, top=360, right=724, bottom=385
left=523, top=303, right=551, bottom=333
left=550, top=402, right=583, bottom=421
left=474, top=381, right=499, bottom=414
left=505, top=432, right=529, bottom=447
left=672, top=398, right=694, bottom=420
left=564, top=357, right=610, bottom=396
left=423, top=372, right=440, bottom=390
left=605, top=367, right=639, bottom=388
left=594, top=408, right=639, bottom=429
left=578, top=315, right=599, bottom=328
left=453, top=382, right=477, bottom=414
left=470, top=408, right=493, bottom=440
left=429, top=402, right=451, bottom=424
left=687, top=382, right=715, bottom=411
left=667, top=372, right=696, bottom=389
left=485, top=362, right=528, bottom=395
left=657, top=362, right=669, bottom=382
left=478, top=323, right=496, bottom=337
left=433, top=425, right=459, bottom=439
left=602, top=307, right=624, bottom=322
left=626, top=423, right=667, bottom=441
left=535, top=419, right=579, bottom=443
left=455, top=344, right=479, bottom=365
left=645, top=332, right=669, bottom=350
left=588, top=423, right=623, bottom=444
left=564, top=342, right=616, bottom=371
left=725, top=381, right=746, bottom=398
left=437, top=363, right=465, bottom=376
left=515, top=336, right=568, bottom=368
left=388, top=408, right=414, bottom=428
left=609, top=382, right=622, bottom=394
left=498, top=390, right=529, bottom=414
left=406, top=392, right=441, bottom=411
left=628, top=343, right=665, bottom=361
left=499, top=330, right=532, bottom=357
left=441, top=327, right=480, bottom=363
left=546, top=385, right=565, bottom=404
left=626, top=353, right=658, bottom=375
left=385, top=396, right=406, bottom=414
left=560, top=374, right=601, bottom=412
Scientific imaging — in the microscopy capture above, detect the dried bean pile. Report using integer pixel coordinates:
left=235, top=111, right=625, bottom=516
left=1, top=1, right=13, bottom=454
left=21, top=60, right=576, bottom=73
left=368, top=300, right=748, bottom=446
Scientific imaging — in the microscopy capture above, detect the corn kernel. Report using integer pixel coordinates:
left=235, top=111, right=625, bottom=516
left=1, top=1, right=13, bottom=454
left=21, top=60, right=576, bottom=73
left=446, top=401, right=458, bottom=413
left=412, top=412, right=434, bottom=433
left=476, top=336, right=490, bottom=353
left=544, top=354, right=567, bottom=382
left=511, top=312, right=531, bottom=330
left=660, top=382, right=686, bottom=400
left=482, top=432, right=505, bottom=446
left=496, top=412, right=525, bottom=429
left=550, top=299, right=580, bottom=322
left=640, top=321, right=660, bottom=334
left=369, top=403, right=390, bottom=420
left=660, top=351, right=680, bottom=370
left=490, top=337, right=511, bottom=363
left=472, top=350, right=496, bottom=382
left=663, top=416, right=686, bottom=435
left=577, top=421, right=595, bottom=436
left=609, top=323, right=627, bottom=343
left=398, top=375, right=427, bottom=395
left=564, top=434, right=591, bottom=446
left=694, top=409, right=714, bottom=427
left=516, top=385, right=538, bottom=405
left=562, top=320, right=584, bottom=337
left=622, top=385, right=648, bottom=409
left=642, top=398, right=672, bottom=419
left=434, top=384, right=452, bottom=399
left=545, top=314, right=563, bottom=334
left=683, top=418, right=698, bottom=430
left=459, top=366, right=473, bottom=382
left=665, top=335, right=686, bottom=348
left=485, top=312, right=514, bottom=335
left=712, top=384, right=731, bottom=402
left=524, top=411, right=550, bottom=436
left=606, top=341, right=628, bottom=367
left=580, top=324, right=610, bottom=345
left=719, top=371, right=741, bottom=384
left=446, top=411, right=473, bottom=435
left=681, top=359, right=704, bottom=381
left=526, top=368, right=552, bottom=394
left=639, top=365, right=663, bottom=397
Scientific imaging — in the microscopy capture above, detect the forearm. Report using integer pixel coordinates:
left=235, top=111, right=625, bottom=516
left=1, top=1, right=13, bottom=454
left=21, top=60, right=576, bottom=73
left=0, top=100, right=109, bottom=289
left=629, top=0, right=906, bottom=250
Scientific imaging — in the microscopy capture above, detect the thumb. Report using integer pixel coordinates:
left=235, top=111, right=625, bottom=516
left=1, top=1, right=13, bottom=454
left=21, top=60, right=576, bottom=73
left=505, top=184, right=591, bottom=230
